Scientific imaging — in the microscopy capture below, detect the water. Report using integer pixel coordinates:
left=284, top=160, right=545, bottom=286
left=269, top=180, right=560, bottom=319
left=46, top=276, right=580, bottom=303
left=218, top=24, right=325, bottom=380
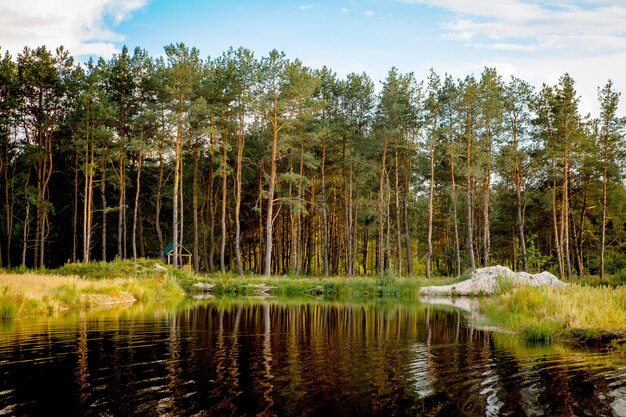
left=0, top=298, right=625, bottom=416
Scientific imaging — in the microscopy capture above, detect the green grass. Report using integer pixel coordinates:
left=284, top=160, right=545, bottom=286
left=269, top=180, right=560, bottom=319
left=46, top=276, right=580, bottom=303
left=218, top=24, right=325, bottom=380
left=0, top=259, right=468, bottom=318
left=480, top=284, right=626, bottom=343
left=53, top=258, right=176, bottom=280
left=188, top=273, right=464, bottom=298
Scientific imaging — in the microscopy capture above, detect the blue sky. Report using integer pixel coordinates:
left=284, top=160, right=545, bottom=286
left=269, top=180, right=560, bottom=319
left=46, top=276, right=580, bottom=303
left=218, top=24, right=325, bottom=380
left=3, top=0, right=626, bottom=114
left=115, top=0, right=458, bottom=83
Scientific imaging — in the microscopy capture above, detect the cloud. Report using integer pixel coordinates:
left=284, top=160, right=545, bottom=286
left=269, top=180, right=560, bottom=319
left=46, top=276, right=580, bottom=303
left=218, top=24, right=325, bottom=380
left=364, top=10, right=375, bottom=16
left=401, top=0, right=626, bottom=52
left=0, top=0, right=148, bottom=57
left=299, top=4, right=314, bottom=11
left=341, top=7, right=349, bottom=13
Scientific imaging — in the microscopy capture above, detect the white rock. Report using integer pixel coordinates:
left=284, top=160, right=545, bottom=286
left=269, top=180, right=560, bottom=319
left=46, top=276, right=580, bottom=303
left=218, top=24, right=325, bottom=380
left=419, top=265, right=566, bottom=296
left=192, top=282, right=215, bottom=292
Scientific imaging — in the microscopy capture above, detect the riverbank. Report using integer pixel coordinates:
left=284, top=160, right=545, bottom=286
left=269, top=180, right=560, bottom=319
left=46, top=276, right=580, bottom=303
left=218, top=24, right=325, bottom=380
left=193, top=273, right=465, bottom=298
left=4, top=260, right=626, bottom=350
left=0, top=260, right=188, bottom=318
left=0, top=273, right=185, bottom=318
left=0, top=260, right=466, bottom=318
left=480, top=284, right=626, bottom=345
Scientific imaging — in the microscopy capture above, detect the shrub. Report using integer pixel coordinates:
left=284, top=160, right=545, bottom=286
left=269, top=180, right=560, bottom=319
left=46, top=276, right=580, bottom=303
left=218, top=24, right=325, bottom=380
left=0, top=287, right=22, bottom=319
left=494, top=274, right=515, bottom=295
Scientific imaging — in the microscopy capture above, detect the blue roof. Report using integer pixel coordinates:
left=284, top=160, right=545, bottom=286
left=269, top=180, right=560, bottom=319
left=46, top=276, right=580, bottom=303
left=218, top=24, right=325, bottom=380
left=163, top=243, right=191, bottom=255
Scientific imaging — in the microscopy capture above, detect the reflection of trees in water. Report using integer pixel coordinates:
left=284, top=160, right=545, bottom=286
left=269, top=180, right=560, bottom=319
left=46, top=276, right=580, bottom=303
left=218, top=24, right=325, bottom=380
left=0, top=301, right=625, bottom=416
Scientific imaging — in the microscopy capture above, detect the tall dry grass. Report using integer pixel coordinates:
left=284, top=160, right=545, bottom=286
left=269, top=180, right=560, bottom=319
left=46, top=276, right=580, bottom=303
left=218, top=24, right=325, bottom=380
left=0, top=272, right=185, bottom=318
left=481, top=284, right=626, bottom=342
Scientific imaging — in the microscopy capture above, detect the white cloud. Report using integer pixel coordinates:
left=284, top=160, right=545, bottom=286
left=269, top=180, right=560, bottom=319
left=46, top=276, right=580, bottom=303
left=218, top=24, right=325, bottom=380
left=299, top=4, right=314, bottom=11
left=341, top=7, right=349, bottom=13
left=400, top=0, right=626, bottom=115
left=0, top=0, right=148, bottom=57
left=401, top=0, right=626, bottom=52
left=364, top=10, right=375, bottom=16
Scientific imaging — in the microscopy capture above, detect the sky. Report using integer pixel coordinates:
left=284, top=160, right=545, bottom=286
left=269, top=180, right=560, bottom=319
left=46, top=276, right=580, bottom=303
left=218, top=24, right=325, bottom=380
left=2, top=0, right=626, bottom=115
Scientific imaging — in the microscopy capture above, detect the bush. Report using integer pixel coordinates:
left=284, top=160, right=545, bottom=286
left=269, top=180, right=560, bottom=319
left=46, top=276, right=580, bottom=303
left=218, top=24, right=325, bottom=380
left=494, top=274, right=515, bottom=295
left=0, top=287, right=22, bottom=319
left=615, top=269, right=626, bottom=285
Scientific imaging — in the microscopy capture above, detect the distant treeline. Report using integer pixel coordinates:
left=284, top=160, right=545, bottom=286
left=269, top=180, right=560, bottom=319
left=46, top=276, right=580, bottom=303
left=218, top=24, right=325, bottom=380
left=0, top=43, right=624, bottom=278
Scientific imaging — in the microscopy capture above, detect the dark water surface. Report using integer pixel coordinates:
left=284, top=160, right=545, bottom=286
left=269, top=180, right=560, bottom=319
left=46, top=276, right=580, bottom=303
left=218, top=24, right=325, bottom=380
left=1, top=298, right=625, bottom=416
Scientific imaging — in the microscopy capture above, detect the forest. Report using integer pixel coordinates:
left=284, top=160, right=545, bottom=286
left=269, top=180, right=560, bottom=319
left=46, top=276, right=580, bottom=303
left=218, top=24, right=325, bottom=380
left=0, top=43, right=624, bottom=279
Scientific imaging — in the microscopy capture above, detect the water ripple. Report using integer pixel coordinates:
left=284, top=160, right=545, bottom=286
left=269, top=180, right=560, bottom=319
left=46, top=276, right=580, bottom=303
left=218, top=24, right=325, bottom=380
left=0, top=301, right=624, bottom=416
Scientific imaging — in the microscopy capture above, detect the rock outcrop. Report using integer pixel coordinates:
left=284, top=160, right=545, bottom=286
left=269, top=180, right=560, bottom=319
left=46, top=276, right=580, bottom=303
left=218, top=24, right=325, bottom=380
left=419, top=265, right=566, bottom=296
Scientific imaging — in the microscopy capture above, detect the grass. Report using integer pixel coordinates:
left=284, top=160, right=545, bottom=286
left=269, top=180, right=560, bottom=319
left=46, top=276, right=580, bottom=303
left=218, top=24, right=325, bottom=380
left=0, top=259, right=466, bottom=318
left=0, top=260, right=188, bottom=318
left=188, top=273, right=464, bottom=298
left=480, top=284, right=626, bottom=343
left=6, top=259, right=626, bottom=349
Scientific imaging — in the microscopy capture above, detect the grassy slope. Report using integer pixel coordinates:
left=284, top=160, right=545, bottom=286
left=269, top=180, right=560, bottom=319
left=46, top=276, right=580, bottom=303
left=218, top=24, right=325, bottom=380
left=0, top=260, right=187, bottom=318
left=480, top=284, right=626, bottom=343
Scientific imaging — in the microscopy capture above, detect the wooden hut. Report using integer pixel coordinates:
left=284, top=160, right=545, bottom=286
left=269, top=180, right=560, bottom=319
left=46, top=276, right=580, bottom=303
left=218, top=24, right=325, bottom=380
left=163, top=243, right=193, bottom=271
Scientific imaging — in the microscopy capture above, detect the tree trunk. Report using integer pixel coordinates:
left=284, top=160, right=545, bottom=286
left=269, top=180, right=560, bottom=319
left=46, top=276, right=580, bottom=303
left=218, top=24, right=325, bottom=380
left=513, top=116, right=527, bottom=272
left=385, top=173, right=391, bottom=271
left=101, top=160, right=107, bottom=261
left=138, top=208, right=145, bottom=258
left=132, top=103, right=146, bottom=262
left=132, top=150, right=142, bottom=261
left=220, top=132, right=228, bottom=274
left=192, top=139, right=199, bottom=272
left=394, top=149, right=402, bottom=276
left=403, top=129, right=413, bottom=276
left=483, top=126, right=491, bottom=267
left=378, top=136, right=389, bottom=275
left=117, top=154, right=125, bottom=259
left=39, top=128, right=53, bottom=268
left=466, top=122, right=475, bottom=271
left=573, top=179, right=588, bottom=277
left=3, top=135, right=13, bottom=267
left=73, top=148, right=79, bottom=262
left=600, top=137, right=608, bottom=279
left=155, top=138, right=164, bottom=261
left=449, top=138, right=461, bottom=277
left=172, top=100, right=183, bottom=268
left=258, top=171, right=263, bottom=274
left=551, top=164, right=563, bottom=279
left=208, top=132, right=216, bottom=271
left=21, top=200, right=30, bottom=266
left=83, top=132, right=94, bottom=263
left=562, top=153, right=572, bottom=280
left=234, top=114, right=245, bottom=276
left=320, top=135, right=329, bottom=276
left=264, top=107, right=281, bottom=277
left=295, top=136, right=305, bottom=275
left=426, top=125, right=435, bottom=278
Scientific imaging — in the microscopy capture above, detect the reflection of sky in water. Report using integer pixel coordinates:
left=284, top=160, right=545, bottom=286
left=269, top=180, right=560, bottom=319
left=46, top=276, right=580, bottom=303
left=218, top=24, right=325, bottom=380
left=0, top=299, right=625, bottom=416
left=409, top=343, right=433, bottom=398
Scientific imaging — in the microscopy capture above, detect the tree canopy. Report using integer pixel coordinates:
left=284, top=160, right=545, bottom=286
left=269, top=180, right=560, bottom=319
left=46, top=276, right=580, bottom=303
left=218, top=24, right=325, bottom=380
left=1, top=44, right=625, bottom=279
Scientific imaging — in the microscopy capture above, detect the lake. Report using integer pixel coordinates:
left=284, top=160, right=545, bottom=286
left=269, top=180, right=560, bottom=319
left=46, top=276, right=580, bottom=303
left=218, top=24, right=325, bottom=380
left=0, top=298, right=625, bottom=416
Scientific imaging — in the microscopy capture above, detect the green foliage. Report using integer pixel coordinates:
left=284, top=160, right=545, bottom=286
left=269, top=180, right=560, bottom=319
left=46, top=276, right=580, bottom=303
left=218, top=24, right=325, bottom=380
left=2, top=43, right=626, bottom=283
left=54, top=258, right=170, bottom=280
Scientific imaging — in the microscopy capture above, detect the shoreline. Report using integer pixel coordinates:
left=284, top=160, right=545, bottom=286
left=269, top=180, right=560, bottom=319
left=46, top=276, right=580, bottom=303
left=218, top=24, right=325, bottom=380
left=2, top=261, right=625, bottom=352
